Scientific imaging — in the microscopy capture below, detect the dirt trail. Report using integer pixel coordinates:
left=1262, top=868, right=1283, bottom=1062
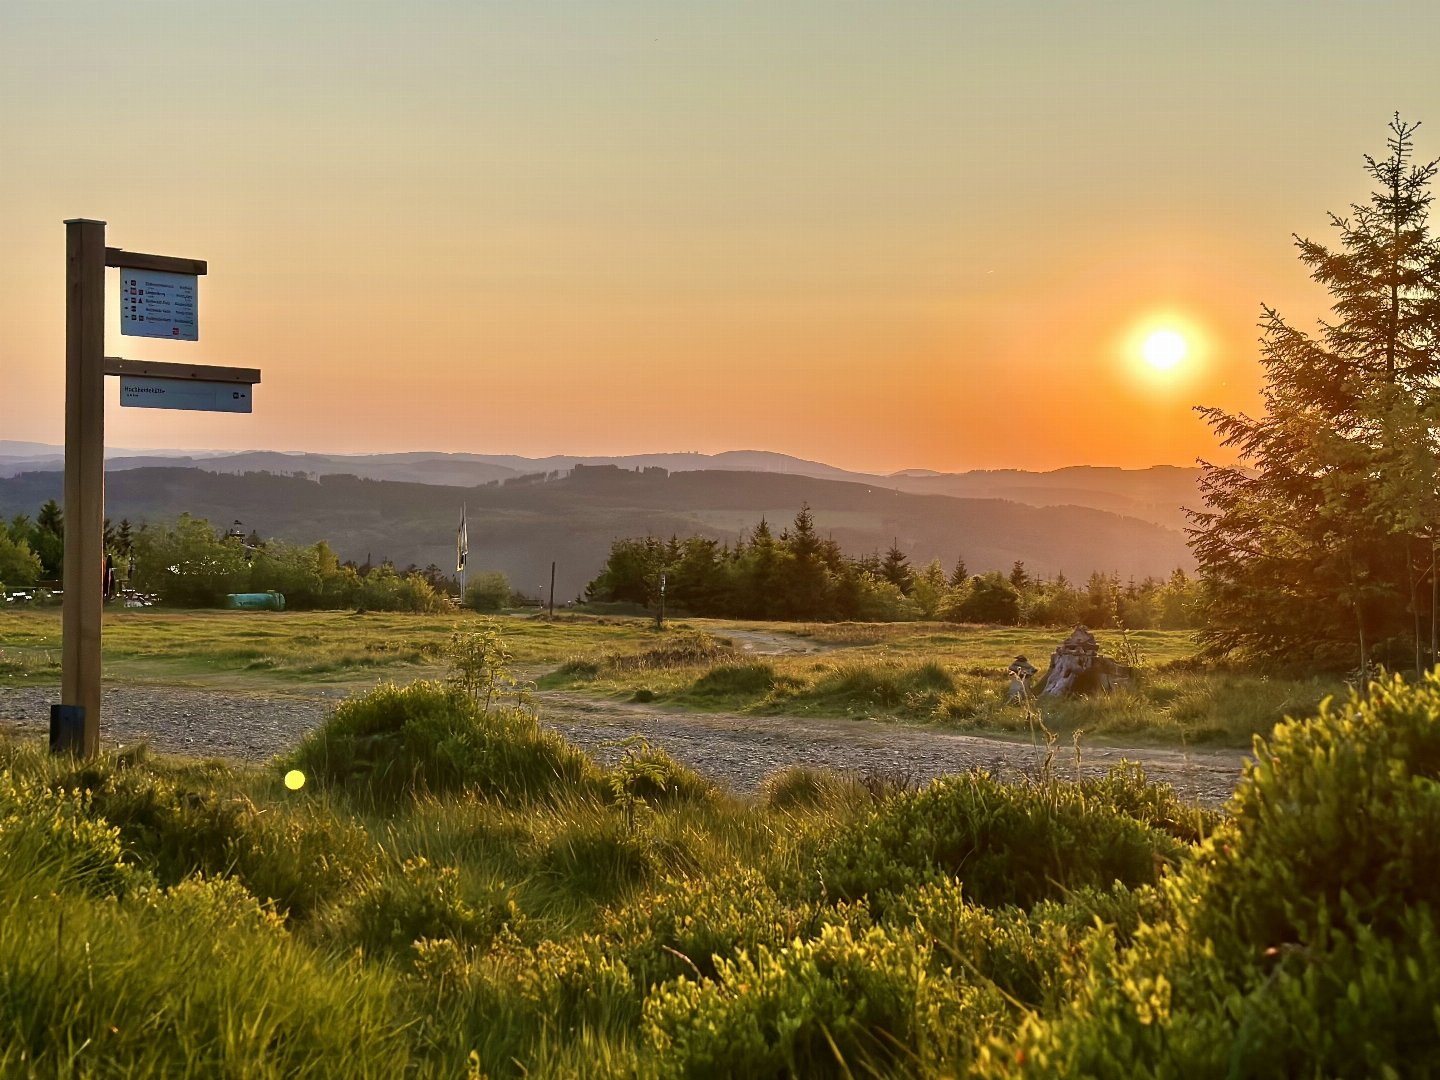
left=1, top=620, right=1251, bottom=807
left=713, top=627, right=836, bottom=656
left=535, top=689, right=1247, bottom=807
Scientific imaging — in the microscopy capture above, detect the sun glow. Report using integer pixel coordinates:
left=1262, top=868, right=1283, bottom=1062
left=1141, top=329, right=1188, bottom=371
left=1120, top=314, right=1209, bottom=389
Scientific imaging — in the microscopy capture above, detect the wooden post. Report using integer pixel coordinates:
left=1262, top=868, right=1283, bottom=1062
left=548, top=561, right=556, bottom=619
left=62, top=219, right=107, bottom=757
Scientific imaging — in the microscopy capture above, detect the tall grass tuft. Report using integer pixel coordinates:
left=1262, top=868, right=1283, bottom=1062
left=284, top=680, right=603, bottom=806
left=0, top=877, right=409, bottom=1076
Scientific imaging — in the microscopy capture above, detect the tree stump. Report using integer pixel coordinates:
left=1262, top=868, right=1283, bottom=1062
left=1039, top=625, right=1131, bottom=697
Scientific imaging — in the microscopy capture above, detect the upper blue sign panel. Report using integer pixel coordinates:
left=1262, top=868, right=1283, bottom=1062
left=119, top=270, right=198, bottom=341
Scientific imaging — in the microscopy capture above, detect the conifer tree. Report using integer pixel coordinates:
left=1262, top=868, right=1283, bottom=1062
left=881, top=540, right=914, bottom=595
left=1190, top=117, right=1440, bottom=669
left=948, top=556, right=969, bottom=587
left=778, top=503, right=832, bottom=618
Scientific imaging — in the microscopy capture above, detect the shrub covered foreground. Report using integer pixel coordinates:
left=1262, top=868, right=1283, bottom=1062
left=1, top=674, right=1438, bottom=1075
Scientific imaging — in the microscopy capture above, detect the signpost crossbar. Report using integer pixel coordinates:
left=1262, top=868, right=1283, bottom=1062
left=104, top=248, right=207, bottom=275
left=104, top=357, right=261, bottom=384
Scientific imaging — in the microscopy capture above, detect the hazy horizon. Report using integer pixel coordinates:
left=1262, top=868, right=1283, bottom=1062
left=5, top=3, right=1439, bottom=472
left=0, top=437, right=1204, bottom=478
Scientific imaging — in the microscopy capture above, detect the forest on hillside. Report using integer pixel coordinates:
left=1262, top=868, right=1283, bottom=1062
left=584, top=505, right=1199, bottom=628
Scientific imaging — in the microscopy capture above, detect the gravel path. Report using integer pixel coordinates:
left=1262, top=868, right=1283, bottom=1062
left=0, top=681, right=1248, bottom=806
left=0, top=684, right=339, bottom=762
left=536, top=692, right=1247, bottom=807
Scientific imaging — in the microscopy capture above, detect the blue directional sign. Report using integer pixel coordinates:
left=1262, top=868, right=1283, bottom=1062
left=119, top=376, right=251, bottom=413
left=119, top=270, right=198, bottom=340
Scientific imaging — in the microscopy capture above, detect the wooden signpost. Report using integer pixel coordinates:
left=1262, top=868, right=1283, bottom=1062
left=58, top=219, right=261, bottom=757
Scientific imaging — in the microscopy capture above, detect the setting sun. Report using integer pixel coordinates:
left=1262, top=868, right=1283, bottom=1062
left=1142, top=329, right=1188, bottom=371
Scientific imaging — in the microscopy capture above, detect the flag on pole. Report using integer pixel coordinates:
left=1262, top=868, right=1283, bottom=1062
left=456, top=505, right=468, bottom=573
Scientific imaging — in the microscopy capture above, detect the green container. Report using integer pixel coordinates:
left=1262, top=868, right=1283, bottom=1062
left=224, top=592, right=286, bottom=611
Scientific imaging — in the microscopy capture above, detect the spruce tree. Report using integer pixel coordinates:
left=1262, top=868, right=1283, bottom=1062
left=1009, top=560, right=1030, bottom=590
left=948, top=556, right=969, bottom=587
left=1190, top=117, right=1440, bottom=670
left=881, top=540, right=914, bottom=595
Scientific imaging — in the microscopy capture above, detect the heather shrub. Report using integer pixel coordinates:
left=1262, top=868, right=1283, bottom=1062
left=645, top=923, right=982, bottom=1079
left=988, top=675, right=1440, bottom=1077
left=604, top=869, right=868, bottom=988
left=759, top=765, right=859, bottom=812
left=285, top=681, right=602, bottom=806
left=338, top=856, right=521, bottom=960
left=606, top=739, right=719, bottom=809
left=689, top=660, right=778, bottom=697
left=27, top=755, right=375, bottom=920
left=1190, top=674, right=1440, bottom=955
left=0, top=770, right=140, bottom=896
left=816, top=769, right=1183, bottom=911
left=1077, top=761, right=1223, bottom=844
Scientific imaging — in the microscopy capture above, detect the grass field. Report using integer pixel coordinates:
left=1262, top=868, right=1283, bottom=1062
left=0, top=609, right=656, bottom=689
left=1, top=672, right=1435, bottom=1076
left=542, top=619, right=1342, bottom=746
left=0, top=609, right=1344, bottom=746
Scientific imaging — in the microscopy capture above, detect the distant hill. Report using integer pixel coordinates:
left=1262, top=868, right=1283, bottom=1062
left=0, top=443, right=1204, bottom=529
left=0, top=465, right=1195, bottom=604
left=883, top=466, right=1203, bottom=530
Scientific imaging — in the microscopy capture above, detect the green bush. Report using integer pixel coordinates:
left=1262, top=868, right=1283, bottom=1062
left=759, top=766, right=858, bottom=812
left=0, top=770, right=141, bottom=896
left=535, top=812, right=665, bottom=903
left=989, top=674, right=1440, bottom=1077
left=645, top=923, right=977, bottom=1079
left=1077, top=761, right=1223, bottom=844
left=891, top=881, right=1071, bottom=1011
left=690, top=661, right=777, bottom=697
left=606, top=629, right=736, bottom=671
left=35, top=754, right=374, bottom=920
left=605, top=869, right=866, bottom=988
left=463, top=570, right=512, bottom=612
left=1191, top=674, right=1440, bottom=955
left=285, top=681, right=602, bottom=806
left=816, top=769, right=1183, bottom=911
left=606, top=740, right=718, bottom=809
left=338, top=856, right=520, bottom=960
left=232, top=803, right=378, bottom=921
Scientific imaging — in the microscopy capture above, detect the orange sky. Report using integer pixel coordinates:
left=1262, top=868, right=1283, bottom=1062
left=4, top=2, right=1438, bottom=474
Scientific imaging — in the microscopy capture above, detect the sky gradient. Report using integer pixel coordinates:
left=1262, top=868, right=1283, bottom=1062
left=4, top=1, right=1440, bottom=473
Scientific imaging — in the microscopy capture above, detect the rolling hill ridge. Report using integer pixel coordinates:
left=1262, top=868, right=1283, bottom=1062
left=0, top=464, right=1195, bottom=604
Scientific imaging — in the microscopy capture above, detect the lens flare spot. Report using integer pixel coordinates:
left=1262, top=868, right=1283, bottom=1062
left=284, top=769, right=306, bottom=791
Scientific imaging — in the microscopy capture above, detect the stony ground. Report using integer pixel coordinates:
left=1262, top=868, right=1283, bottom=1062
left=0, top=681, right=1247, bottom=806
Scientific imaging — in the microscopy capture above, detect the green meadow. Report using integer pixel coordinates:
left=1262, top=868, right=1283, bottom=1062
left=1, top=666, right=1436, bottom=1076
left=0, top=609, right=1344, bottom=747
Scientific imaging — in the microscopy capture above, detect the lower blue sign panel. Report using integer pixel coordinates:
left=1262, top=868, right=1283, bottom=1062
left=119, top=376, right=253, bottom=413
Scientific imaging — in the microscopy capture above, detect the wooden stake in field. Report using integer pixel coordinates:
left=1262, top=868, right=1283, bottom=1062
left=58, top=218, right=260, bottom=758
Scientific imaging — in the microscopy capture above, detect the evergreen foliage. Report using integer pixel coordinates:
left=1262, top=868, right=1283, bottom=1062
left=583, top=508, right=1200, bottom=627
left=1191, top=117, right=1440, bottom=669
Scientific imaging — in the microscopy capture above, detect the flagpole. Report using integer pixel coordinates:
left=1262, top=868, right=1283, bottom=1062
left=460, top=502, right=467, bottom=599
